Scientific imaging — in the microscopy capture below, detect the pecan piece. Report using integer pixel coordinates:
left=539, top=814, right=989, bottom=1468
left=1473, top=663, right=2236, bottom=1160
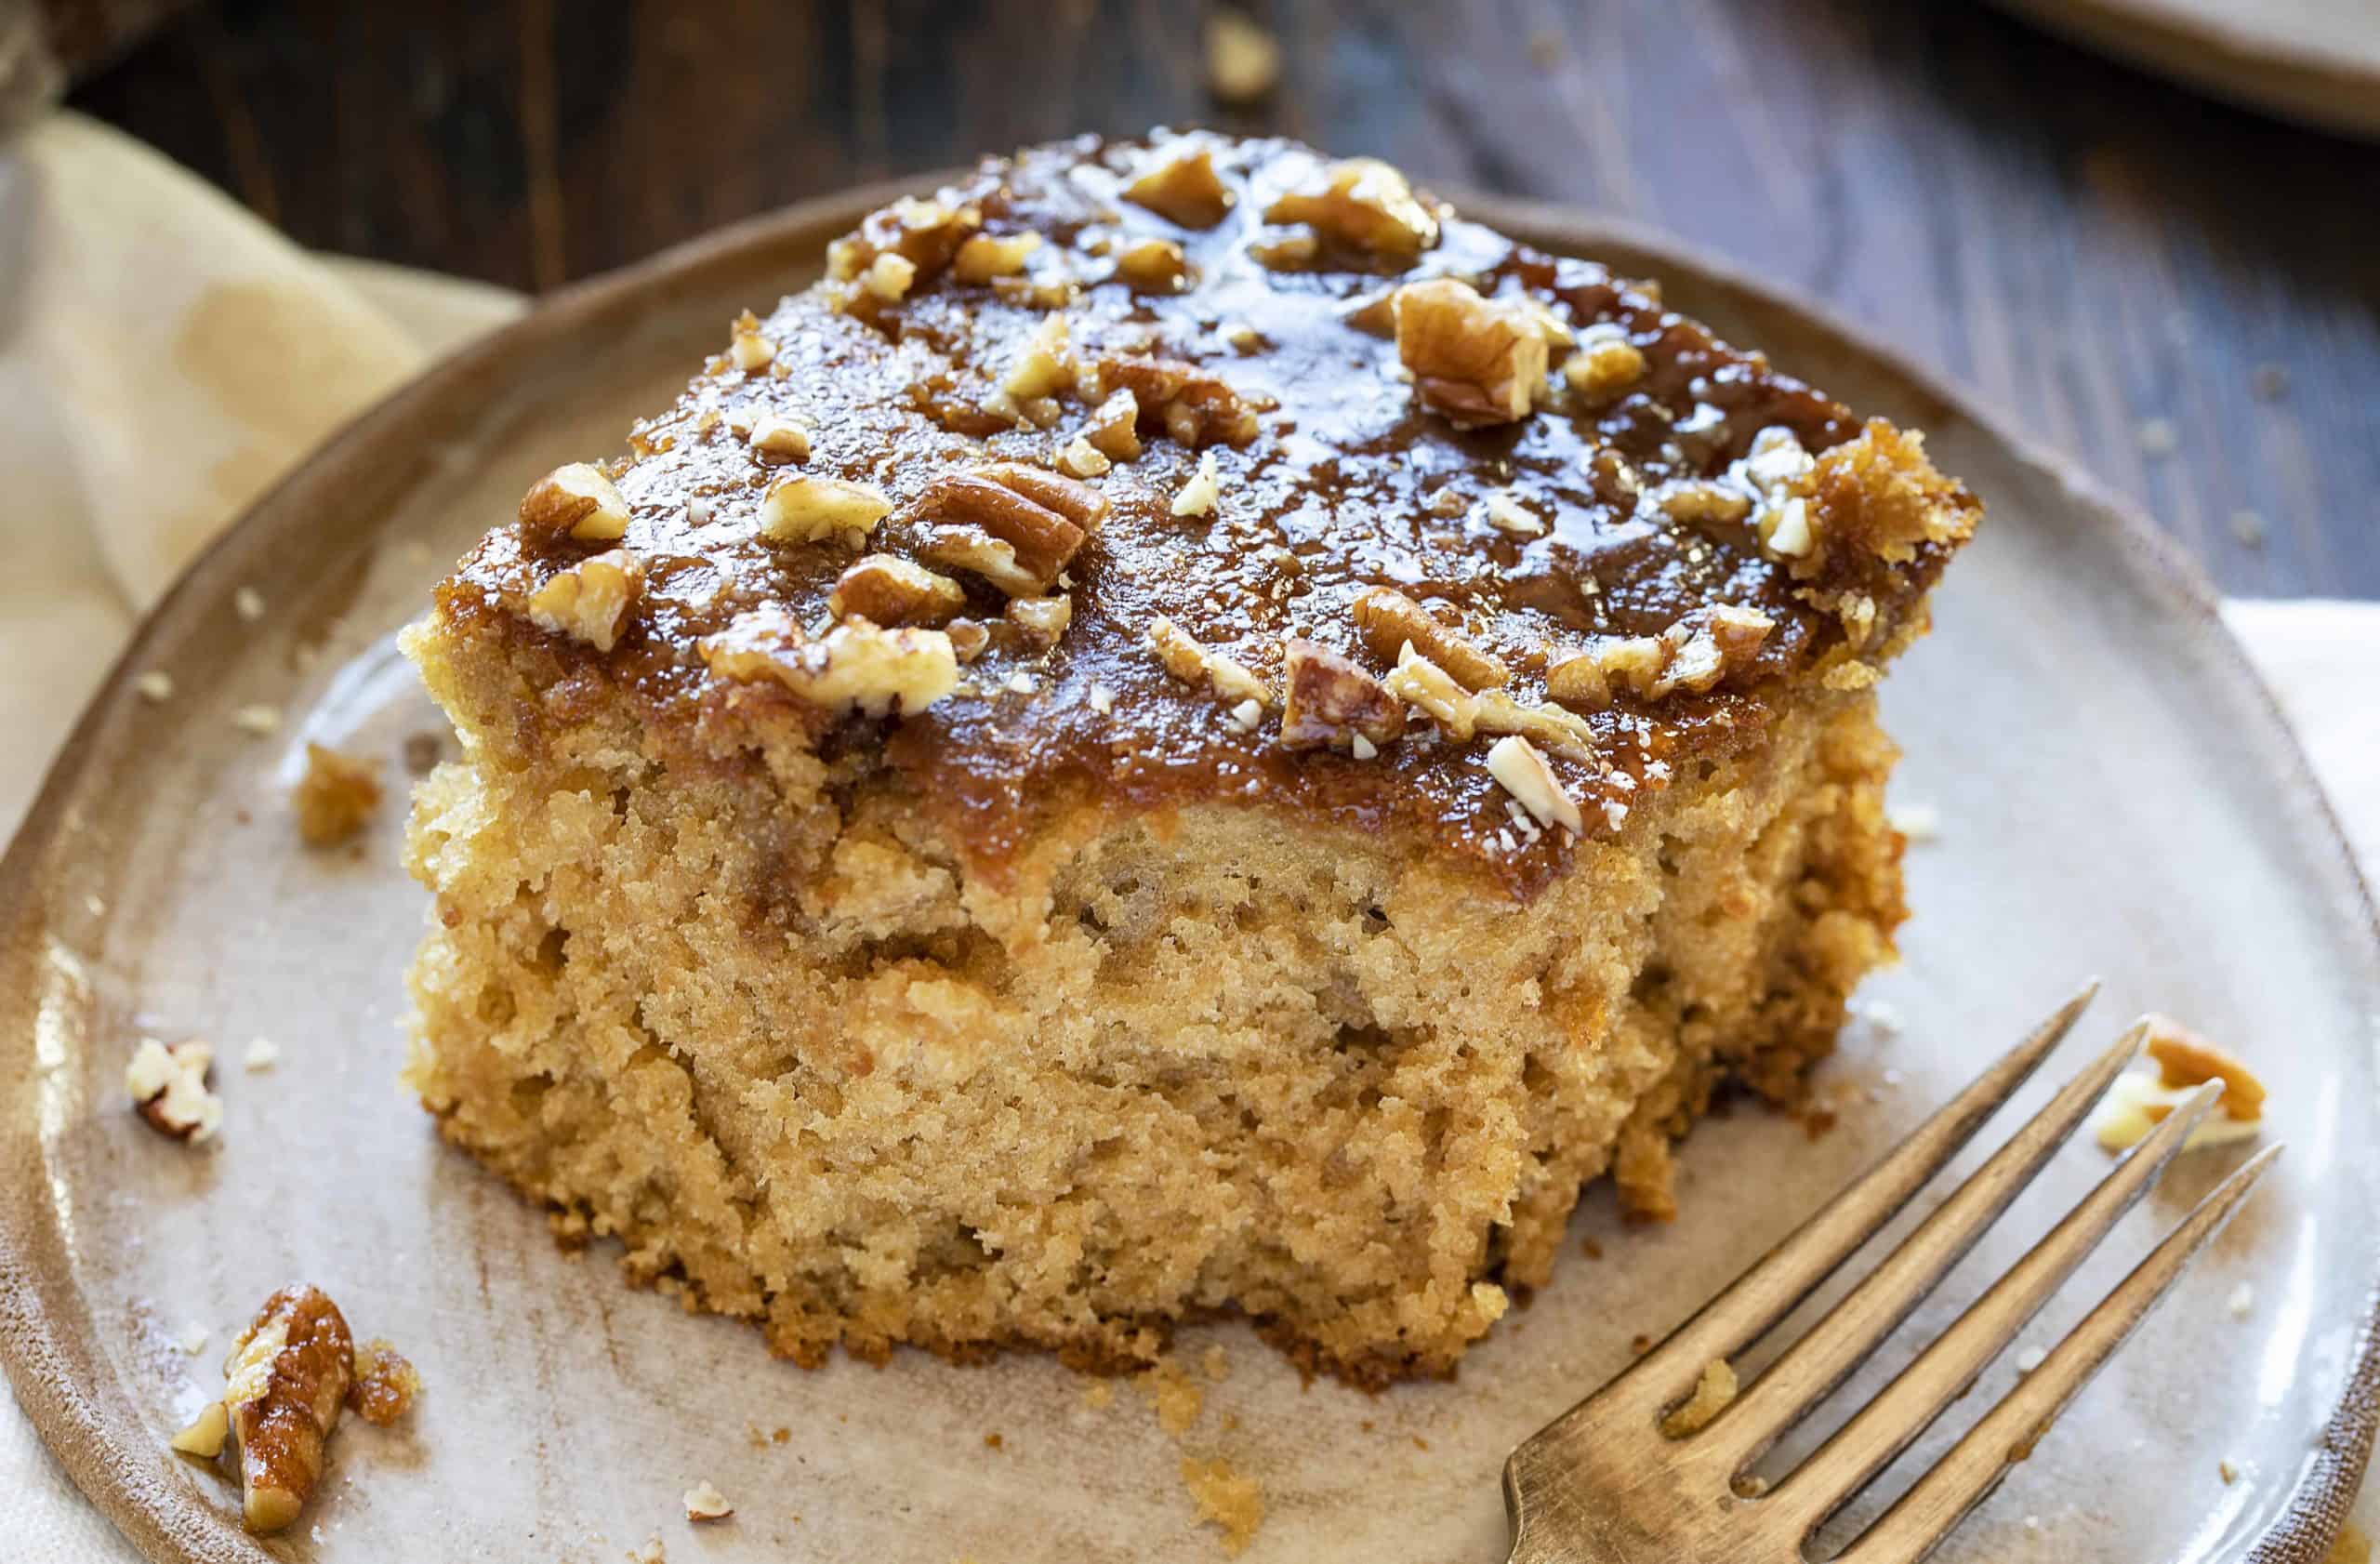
left=2145, top=1015, right=2267, bottom=1123
left=126, top=1038, right=220, bottom=1143
left=1487, top=735, right=1583, bottom=834
left=1006, top=595, right=1074, bottom=647
left=1092, top=354, right=1260, bottom=448
left=702, top=605, right=958, bottom=717
left=518, top=462, right=631, bottom=544
left=1116, top=237, right=1192, bottom=293
left=1279, top=639, right=1405, bottom=752
left=1392, top=278, right=1547, bottom=428
left=828, top=555, right=967, bottom=627
left=1262, top=156, right=1439, bottom=264
left=1350, top=586, right=1510, bottom=690
left=524, top=549, right=643, bottom=653
left=758, top=475, right=892, bottom=546
left=1147, top=616, right=1271, bottom=709
left=224, top=1285, right=354, bottom=1533
left=913, top=465, right=1099, bottom=595
left=1123, top=144, right=1234, bottom=229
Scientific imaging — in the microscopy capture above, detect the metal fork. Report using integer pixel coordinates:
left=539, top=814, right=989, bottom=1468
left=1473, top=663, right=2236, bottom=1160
left=1503, top=982, right=2281, bottom=1564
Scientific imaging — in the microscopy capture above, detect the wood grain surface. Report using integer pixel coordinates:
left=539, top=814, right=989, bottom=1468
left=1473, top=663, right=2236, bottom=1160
left=62, top=0, right=2380, bottom=598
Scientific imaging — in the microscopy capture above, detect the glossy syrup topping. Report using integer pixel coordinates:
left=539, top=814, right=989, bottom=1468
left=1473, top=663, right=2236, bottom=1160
left=439, top=132, right=1977, bottom=895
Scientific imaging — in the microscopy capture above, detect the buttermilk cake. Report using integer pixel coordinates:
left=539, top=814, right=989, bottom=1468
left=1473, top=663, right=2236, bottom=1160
left=400, top=131, right=1977, bottom=1384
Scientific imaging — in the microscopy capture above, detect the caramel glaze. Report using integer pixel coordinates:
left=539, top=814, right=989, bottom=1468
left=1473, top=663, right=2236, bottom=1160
left=436, top=132, right=1974, bottom=900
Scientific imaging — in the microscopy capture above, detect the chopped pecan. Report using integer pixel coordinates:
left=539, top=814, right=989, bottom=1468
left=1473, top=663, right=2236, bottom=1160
left=1350, top=586, right=1510, bottom=690
left=126, top=1038, right=220, bottom=1143
left=758, top=475, right=893, bottom=546
left=2144, top=1015, right=2267, bottom=1123
left=1279, top=639, right=1405, bottom=751
left=1487, top=735, right=1583, bottom=834
left=1597, top=605, right=1774, bottom=700
left=748, top=412, right=813, bottom=465
left=828, top=555, right=967, bottom=627
left=1563, top=322, right=1646, bottom=406
left=1263, top=157, right=1439, bottom=265
left=913, top=464, right=1100, bottom=595
left=1544, top=649, right=1614, bottom=711
left=518, top=462, right=631, bottom=544
left=862, top=252, right=918, bottom=301
left=702, top=605, right=958, bottom=717
left=1059, top=434, right=1112, bottom=477
left=1006, top=595, right=1074, bottom=646
left=224, top=1285, right=354, bottom=1534
left=1170, top=451, right=1223, bottom=518
left=1117, top=237, right=1192, bottom=293
left=952, top=231, right=1042, bottom=282
left=1384, top=647, right=1596, bottom=759
left=1146, top=616, right=1271, bottom=709
left=1123, top=144, right=1234, bottom=229
left=524, top=549, right=643, bottom=653
left=1092, top=354, right=1259, bottom=448
left=1392, top=278, right=1546, bottom=427
left=1082, top=388, right=1143, bottom=462
left=1003, top=313, right=1077, bottom=402
left=945, top=617, right=990, bottom=663
left=727, top=311, right=776, bottom=373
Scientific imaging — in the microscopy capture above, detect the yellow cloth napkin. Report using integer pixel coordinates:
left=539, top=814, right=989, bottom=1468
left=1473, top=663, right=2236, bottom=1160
left=1, top=111, right=2372, bottom=1558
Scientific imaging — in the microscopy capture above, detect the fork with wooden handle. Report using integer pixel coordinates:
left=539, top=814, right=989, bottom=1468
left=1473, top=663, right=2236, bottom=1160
left=1504, top=982, right=2280, bottom=1563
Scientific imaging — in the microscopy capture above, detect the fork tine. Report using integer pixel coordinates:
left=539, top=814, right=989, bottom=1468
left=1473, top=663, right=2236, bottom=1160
left=1829, top=1141, right=2281, bottom=1564
left=1767, top=1079, right=2228, bottom=1530
left=1607, top=983, right=2100, bottom=1418
left=1697, top=1014, right=2148, bottom=1462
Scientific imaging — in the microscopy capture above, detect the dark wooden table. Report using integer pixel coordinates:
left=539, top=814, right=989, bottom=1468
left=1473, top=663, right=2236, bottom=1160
left=67, top=0, right=2380, bottom=597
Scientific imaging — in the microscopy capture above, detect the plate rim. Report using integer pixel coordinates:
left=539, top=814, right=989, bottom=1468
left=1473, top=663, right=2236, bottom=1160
left=1983, top=0, right=2380, bottom=140
left=0, top=174, right=2373, bottom=1563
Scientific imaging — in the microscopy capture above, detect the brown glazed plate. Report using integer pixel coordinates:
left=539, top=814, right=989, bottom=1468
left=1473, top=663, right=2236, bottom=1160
left=0, top=180, right=2373, bottom=1563
left=1986, top=0, right=2380, bottom=139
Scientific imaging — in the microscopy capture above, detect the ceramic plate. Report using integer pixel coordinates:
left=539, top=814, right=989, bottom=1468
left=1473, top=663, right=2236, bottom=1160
left=2, top=184, right=2373, bottom=1564
left=1986, top=0, right=2380, bottom=139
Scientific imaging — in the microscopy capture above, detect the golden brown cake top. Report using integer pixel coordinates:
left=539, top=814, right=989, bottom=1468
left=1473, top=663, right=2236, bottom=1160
left=437, top=131, right=1976, bottom=893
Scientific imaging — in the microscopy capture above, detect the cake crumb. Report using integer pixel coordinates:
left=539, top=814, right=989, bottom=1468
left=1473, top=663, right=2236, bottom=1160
left=1660, top=1358, right=1738, bottom=1436
left=2228, top=510, right=2266, bottom=548
left=2015, top=1345, right=2046, bottom=1373
left=1139, top=1357, right=1205, bottom=1437
left=243, top=1039, right=282, bottom=1072
left=683, top=1479, right=734, bottom=1522
left=134, top=670, right=175, bottom=704
left=1179, top=1454, right=1266, bottom=1556
left=1202, top=1344, right=1230, bottom=1383
left=2228, top=1281, right=2255, bottom=1319
left=293, top=743, right=383, bottom=847
left=175, top=1321, right=210, bottom=1356
left=233, top=586, right=267, bottom=623
left=2136, top=417, right=2177, bottom=457
left=1887, top=802, right=1939, bottom=842
left=983, top=1431, right=1004, bottom=1451
left=348, top=1338, right=421, bottom=1425
left=2219, top=1457, right=2241, bottom=1484
left=1081, top=1380, right=1116, bottom=1411
left=1203, top=10, right=1280, bottom=104
left=232, top=703, right=283, bottom=736
left=627, top=1540, right=667, bottom=1564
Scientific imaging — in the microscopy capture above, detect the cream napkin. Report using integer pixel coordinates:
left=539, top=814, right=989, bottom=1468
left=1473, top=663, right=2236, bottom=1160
left=0, top=111, right=2372, bottom=1558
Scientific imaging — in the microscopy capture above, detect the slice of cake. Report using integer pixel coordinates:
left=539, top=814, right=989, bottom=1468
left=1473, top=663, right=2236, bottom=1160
left=401, top=132, right=1977, bottom=1384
